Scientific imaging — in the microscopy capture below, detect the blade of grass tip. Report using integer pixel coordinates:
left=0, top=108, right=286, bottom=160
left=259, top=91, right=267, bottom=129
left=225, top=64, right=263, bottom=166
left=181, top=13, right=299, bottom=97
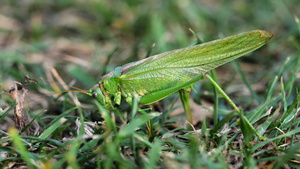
left=251, top=127, right=300, bottom=153
left=210, top=69, right=219, bottom=126
left=265, top=76, right=279, bottom=102
left=285, top=72, right=296, bottom=99
left=273, top=142, right=300, bottom=169
left=0, top=103, right=16, bottom=123
left=281, top=103, right=300, bottom=130
left=257, top=108, right=274, bottom=136
left=280, top=77, right=287, bottom=115
left=8, top=127, right=35, bottom=169
left=239, top=110, right=254, bottom=147
left=243, top=114, right=266, bottom=141
left=39, top=117, right=67, bottom=139
left=210, top=111, right=237, bottom=135
left=248, top=99, right=270, bottom=123
left=145, top=140, right=162, bottom=169
left=43, top=107, right=77, bottom=129
left=232, top=61, right=262, bottom=104
left=39, top=107, right=76, bottom=139
left=206, top=74, right=265, bottom=140
left=133, top=133, right=153, bottom=148
left=210, top=133, right=238, bottom=160
left=189, top=28, right=202, bottom=46
left=21, top=110, right=46, bottom=134
left=154, top=13, right=170, bottom=48
left=278, top=56, right=291, bottom=76
left=280, top=93, right=300, bottom=124
left=118, top=112, right=160, bottom=138
left=281, top=108, right=298, bottom=129
left=103, top=46, right=119, bottom=74
left=145, top=43, right=156, bottom=58
left=77, top=106, right=84, bottom=137
left=265, top=57, right=290, bottom=101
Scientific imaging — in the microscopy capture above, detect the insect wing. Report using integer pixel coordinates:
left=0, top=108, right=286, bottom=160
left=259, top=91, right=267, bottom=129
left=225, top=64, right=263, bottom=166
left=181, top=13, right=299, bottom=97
left=118, top=30, right=273, bottom=98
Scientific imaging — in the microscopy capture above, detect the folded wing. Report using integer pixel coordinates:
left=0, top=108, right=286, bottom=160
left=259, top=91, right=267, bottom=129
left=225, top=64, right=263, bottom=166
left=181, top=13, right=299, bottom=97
left=119, top=30, right=273, bottom=97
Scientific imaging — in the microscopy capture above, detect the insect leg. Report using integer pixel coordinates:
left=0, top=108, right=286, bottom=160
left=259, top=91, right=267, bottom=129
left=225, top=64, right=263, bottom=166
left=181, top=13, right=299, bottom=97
left=206, top=74, right=266, bottom=140
left=179, top=88, right=193, bottom=131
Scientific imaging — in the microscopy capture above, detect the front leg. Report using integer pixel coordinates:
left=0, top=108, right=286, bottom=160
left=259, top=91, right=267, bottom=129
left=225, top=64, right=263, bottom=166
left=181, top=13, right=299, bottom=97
left=114, top=91, right=122, bottom=105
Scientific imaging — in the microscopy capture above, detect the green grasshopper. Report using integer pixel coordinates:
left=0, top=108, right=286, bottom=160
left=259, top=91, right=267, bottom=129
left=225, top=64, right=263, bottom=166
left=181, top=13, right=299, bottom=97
left=87, top=30, right=273, bottom=127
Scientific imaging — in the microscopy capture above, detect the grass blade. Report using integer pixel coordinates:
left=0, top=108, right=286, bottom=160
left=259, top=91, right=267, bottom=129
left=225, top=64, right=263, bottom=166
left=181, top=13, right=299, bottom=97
left=118, top=112, right=160, bottom=138
left=8, top=128, right=36, bottom=169
left=145, top=140, right=162, bottom=169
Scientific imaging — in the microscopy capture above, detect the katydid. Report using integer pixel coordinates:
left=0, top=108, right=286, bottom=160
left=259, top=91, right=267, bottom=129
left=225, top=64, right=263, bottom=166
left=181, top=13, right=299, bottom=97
left=87, top=30, right=273, bottom=127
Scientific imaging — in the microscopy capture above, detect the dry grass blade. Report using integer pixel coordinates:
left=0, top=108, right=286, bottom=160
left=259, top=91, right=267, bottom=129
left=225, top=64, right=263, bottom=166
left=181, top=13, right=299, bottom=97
left=50, top=67, right=81, bottom=107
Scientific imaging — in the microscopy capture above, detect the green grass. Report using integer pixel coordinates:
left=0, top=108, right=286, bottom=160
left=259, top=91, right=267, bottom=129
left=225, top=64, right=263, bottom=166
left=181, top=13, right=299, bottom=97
left=1, top=0, right=300, bottom=168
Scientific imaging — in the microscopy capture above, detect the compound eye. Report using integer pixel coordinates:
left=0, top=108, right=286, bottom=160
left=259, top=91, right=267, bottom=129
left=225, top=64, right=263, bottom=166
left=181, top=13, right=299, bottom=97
left=92, top=92, right=97, bottom=98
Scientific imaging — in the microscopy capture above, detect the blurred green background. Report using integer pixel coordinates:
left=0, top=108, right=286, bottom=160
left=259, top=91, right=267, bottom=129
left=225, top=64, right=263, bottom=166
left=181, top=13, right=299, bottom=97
left=1, top=1, right=300, bottom=168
